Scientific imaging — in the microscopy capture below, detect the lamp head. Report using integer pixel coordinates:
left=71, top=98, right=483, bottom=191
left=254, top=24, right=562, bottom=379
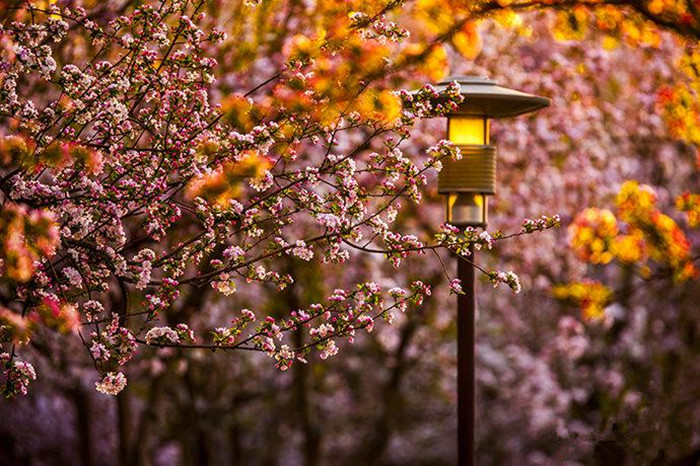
left=430, top=76, right=550, bottom=228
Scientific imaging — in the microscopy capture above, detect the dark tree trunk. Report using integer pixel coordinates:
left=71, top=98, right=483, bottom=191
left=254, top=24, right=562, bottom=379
left=117, top=390, right=132, bottom=466
left=70, top=387, right=95, bottom=466
left=294, top=326, right=321, bottom=466
left=356, top=317, right=418, bottom=465
left=130, top=374, right=166, bottom=466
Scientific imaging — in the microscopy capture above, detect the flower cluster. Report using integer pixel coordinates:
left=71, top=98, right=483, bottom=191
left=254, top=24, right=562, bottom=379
left=398, top=81, right=464, bottom=120
left=145, top=324, right=196, bottom=346
left=487, top=271, right=522, bottom=294
left=206, top=281, right=429, bottom=369
left=0, top=353, right=37, bottom=397
left=425, top=139, right=462, bottom=172
left=145, top=327, right=180, bottom=345
left=449, top=278, right=465, bottom=295
left=350, top=12, right=410, bottom=43
left=290, top=240, right=314, bottom=261
left=90, top=315, right=137, bottom=367
left=521, top=215, right=562, bottom=234
left=95, top=372, right=127, bottom=396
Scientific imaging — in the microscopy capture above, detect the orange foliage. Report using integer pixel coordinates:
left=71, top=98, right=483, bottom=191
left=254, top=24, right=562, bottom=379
left=0, top=307, right=33, bottom=344
left=568, top=181, right=697, bottom=282
left=0, top=203, right=60, bottom=283
left=569, top=208, right=618, bottom=264
left=186, top=150, right=272, bottom=207
left=676, top=192, right=700, bottom=227
left=617, top=181, right=696, bottom=281
left=0, top=136, right=103, bottom=174
left=33, top=298, right=80, bottom=335
left=399, top=43, right=449, bottom=82
left=657, top=84, right=700, bottom=145
left=452, top=22, right=483, bottom=60
left=221, top=94, right=265, bottom=133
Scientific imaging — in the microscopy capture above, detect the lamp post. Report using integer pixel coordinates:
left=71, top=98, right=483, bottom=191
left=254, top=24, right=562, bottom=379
left=433, top=76, right=549, bottom=466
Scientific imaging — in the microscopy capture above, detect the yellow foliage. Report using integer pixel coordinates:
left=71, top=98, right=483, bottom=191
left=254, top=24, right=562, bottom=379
left=0, top=135, right=30, bottom=167
left=492, top=10, right=523, bottom=29
left=353, top=89, right=403, bottom=125
left=594, top=5, right=625, bottom=31
left=657, top=70, right=700, bottom=146
left=30, top=0, right=59, bottom=8
left=400, top=43, right=449, bottom=82
left=610, top=231, right=646, bottom=263
left=285, top=34, right=321, bottom=62
left=553, top=6, right=589, bottom=41
left=414, top=0, right=458, bottom=35
left=601, top=36, right=619, bottom=50
left=646, top=0, right=688, bottom=16
left=616, top=180, right=657, bottom=221
left=552, top=281, right=613, bottom=321
left=221, top=94, right=262, bottom=133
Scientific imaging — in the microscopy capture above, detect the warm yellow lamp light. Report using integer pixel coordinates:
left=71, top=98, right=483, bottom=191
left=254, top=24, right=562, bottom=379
left=448, top=116, right=490, bottom=146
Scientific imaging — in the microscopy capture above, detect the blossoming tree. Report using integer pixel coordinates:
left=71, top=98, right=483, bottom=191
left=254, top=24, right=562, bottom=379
left=0, top=0, right=565, bottom=399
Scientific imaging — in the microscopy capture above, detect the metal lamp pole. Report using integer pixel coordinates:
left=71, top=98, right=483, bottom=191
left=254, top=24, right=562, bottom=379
left=457, top=243, right=476, bottom=466
left=423, top=76, right=550, bottom=466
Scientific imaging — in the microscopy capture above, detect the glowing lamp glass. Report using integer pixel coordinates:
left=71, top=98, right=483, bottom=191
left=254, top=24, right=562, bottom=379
left=446, top=193, right=487, bottom=227
left=447, top=116, right=490, bottom=146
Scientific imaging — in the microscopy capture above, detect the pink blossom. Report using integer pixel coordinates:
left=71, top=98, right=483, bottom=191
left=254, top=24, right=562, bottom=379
left=95, top=372, right=127, bottom=396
